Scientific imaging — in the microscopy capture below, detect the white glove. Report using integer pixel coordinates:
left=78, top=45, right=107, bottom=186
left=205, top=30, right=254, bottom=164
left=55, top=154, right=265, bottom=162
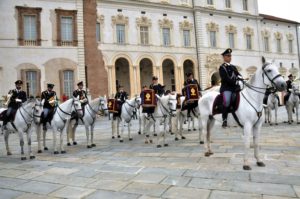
left=49, top=100, right=55, bottom=104
left=7, top=94, right=12, bottom=98
left=80, top=99, right=87, bottom=103
left=15, top=99, right=22, bottom=103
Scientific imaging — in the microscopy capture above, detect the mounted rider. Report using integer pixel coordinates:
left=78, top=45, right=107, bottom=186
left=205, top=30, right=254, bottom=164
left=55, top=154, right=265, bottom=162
left=219, top=48, right=242, bottom=128
left=149, top=76, right=165, bottom=96
left=41, top=83, right=57, bottom=130
left=2, top=80, right=27, bottom=130
left=284, top=74, right=294, bottom=104
left=72, top=81, right=88, bottom=125
left=115, top=86, right=128, bottom=105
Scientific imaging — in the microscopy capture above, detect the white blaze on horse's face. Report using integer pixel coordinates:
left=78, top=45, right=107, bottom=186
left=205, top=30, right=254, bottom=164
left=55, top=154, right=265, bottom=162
left=263, top=63, right=286, bottom=91
left=99, top=97, right=109, bottom=115
left=73, top=97, right=83, bottom=117
left=168, top=94, right=177, bottom=117
left=34, top=99, right=44, bottom=124
left=135, top=96, right=142, bottom=107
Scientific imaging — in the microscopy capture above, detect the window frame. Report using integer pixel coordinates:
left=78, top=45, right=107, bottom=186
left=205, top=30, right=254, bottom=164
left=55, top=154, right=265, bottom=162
left=288, top=40, right=293, bottom=54
left=209, top=31, right=217, bottom=48
left=140, top=26, right=149, bottom=45
left=276, top=38, right=282, bottom=53
left=243, top=0, right=248, bottom=11
left=183, top=29, right=191, bottom=47
left=162, top=27, right=171, bottom=46
left=207, top=0, right=214, bottom=5
left=228, top=32, right=235, bottom=49
left=246, top=34, right=252, bottom=50
left=116, top=24, right=126, bottom=44
left=225, top=0, right=231, bottom=8
left=62, top=70, right=74, bottom=98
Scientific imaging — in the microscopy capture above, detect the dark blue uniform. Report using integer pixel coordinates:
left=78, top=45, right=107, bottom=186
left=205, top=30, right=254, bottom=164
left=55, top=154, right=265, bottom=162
left=150, top=84, right=165, bottom=96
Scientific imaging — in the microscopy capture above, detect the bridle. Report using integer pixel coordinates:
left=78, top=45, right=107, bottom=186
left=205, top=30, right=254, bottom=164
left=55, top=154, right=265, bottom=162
left=18, top=101, right=43, bottom=131
left=85, top=98, right=108, bottom=124
left=158, top=95, right=177, bottom=117
left=122, top=97, right=140, bottom=123
left=57, top=98, right=82, bottom=123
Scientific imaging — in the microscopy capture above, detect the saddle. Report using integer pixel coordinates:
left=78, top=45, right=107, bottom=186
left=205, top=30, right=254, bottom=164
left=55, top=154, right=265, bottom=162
left=41, top=108, right=55, bottom=124
left=181, top=100, right=198, bottom=112
left=212, top=92, right=240, bottom=115
left=0, top=109, right=17, bottom=122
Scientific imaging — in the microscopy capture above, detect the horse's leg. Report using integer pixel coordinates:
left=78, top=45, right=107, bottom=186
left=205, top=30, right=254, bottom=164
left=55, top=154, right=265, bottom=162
left=91, top=123, right=96, bottom=147
left=138, top=112, right=142, bottom=134
left=66, top=120, right=71, bottom=145
left=128, top=122, right=132, bottom=141
left=268, top=107, right=272, bottom=125
left=242, top=123, right=252, bottom=170
left=72, top=123, right=78, bottom=145
left=117, top=118, right=121, bottom=139
left=59, top=130, right=66, bottom=154
left=85, top=124, right=91, bottom=148
left=264, top=108, right=267, bottom=123
left=43, top=129, right=48, bottom=150
left=187, top=116, right=191, bottom=131
left=4, top=130, right=12, bottom=155
left=156, top=119, right=162, bottom=148
left=198, top=116, right=204, bottom=144
left=27, top=130, right=35, bottom=159
left=180, top=114, right=186, bottom=140
left=18, top=131, right=26, bottom=160
left=175, top=113, right=180, bottom=141
left=119, top=119, right=123, bottom=142
left=253, top=124, right=265, bottom=167
left=111, top=117, right=115, bottom=139
left=296, top=103, right=299, bottom=124
left=163, top=117, right=168, bottom=147
left=36, top=125, right=42, bottom=153
left=201, top=118, right=209, bottom=156
left=52, top=127, right=58, bottom=154
left=206, top=118, right=215, bottom=155
left=275, top=105, right=278, bottom=125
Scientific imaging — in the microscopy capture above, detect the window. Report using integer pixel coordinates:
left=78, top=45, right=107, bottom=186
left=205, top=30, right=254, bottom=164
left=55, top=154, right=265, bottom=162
left=207, top=0, right=213, bottom=5
left=163, top=28, right=171, bottom=46
left=228, top=33, right=234, bottom=48
left=16, top=6, right=41, bottom=46
left=96, top=22, right=101, bottom=42
left=210, top=31, right=216, bottom=47
left=225, top=0, right=231, bottom=8
left=116, top=24, right=125, bottom=44
left=243, top=0, right=248, bottom=11
left=277, top=39, right=282, bottom=53
left=26, top=71, right=37, bottom=97
left=55, top=9, right=77, bottom=46
left=63, top=70, right=74, bottom=98
left=289, top=40, right=293, bottom=53
left=61, top=16, right=73, bottom=42
left=183, top=30, right=191, bottom=47
left=140, top=26, right=149, bottom=45
left=264, top=37, right=269, bottom=52
left=246, top=34, right=252, bottom=50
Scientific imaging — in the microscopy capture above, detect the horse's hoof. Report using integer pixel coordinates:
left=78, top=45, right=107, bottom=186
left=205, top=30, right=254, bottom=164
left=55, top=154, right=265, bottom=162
left=67, top=143, right=71, bottom=146
left=153, top=134, right=157, bottom=137
left=117, top=135, right=121, bottom=138
left=209, top=152, right=214, bottom=155
left=164, top=144, right=168, bottom=147
left=53, top=151, right=59, bottom=154
left=138, top=131, right=141, bottom=135
left=200, top=141, right=204, bottom=144
left=181, top=136, right=186, bottom=140
left=73, top=142, right=77, bottom=145
left=257, top=162, right=266, bottom=167
left=87, top=145, right=92, bottom=148
left=120, top=140, right=123, bottom=143
left=243, top=165, right=252, bottom=170
left=37, top=150, right=42, bottom=153
left=7, top=152, right=12, bottom=156
left=145, top=141, right=149, bottom=144
left=61, top=151, right=66, bottom=154
left=297, top=122, right=300, bottom=124
left=188, top=129, right=191, bottom=132
left=275, top=123, right=278, bottom=125
left=270, top=123, right=273, bottom=126
left=91, top=144, right=96, bottom=147
left=30, top=156, right=35, bottom=159
left=175, top=137, right=179, bottom=141
left=264, top=121, right=267, bottom=123
left=204, top=152, right=210, bottom=157
left=157, top=145, right=162, bottom=148
left=170, top=132, right=174, bottom=135
left=21, top=157, right=26, bottom=160
left=150, top=140, right=153, bottom=144
left=112, top=136, right=115, bottom=139
left=44, top=147, right=48, bottom=151
left=129, top=138, right=133, bottom=141
left=193, top=128, right=196, bottom=131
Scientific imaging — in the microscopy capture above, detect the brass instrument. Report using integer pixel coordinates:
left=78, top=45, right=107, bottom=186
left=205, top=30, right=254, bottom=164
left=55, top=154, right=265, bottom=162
left=48, top=95, right=57, bottom=107
left=4, top=93, right=12, bottom=107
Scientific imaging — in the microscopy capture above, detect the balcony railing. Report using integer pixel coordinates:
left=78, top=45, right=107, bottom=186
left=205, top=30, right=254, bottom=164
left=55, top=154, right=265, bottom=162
left=24, top=40, right=37, bottom=46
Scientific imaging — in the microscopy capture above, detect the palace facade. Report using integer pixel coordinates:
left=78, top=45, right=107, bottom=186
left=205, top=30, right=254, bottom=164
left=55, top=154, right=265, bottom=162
left=0, top=0, right=299, bottom=99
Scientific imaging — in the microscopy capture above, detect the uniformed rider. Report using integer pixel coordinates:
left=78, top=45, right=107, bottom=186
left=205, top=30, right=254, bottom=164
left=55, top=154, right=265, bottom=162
left=41, top=83, right=57, bottom=130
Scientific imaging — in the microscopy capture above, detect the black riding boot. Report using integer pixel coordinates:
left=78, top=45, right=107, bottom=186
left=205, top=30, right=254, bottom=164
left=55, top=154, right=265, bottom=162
left=222, top=107, right=228, bottom=128
left=2, top=120, right=8, bottom=130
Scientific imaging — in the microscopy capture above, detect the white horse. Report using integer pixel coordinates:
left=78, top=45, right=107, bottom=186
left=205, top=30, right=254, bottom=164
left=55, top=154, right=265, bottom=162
left=111, top=96, right=141, bottom=142
left=143, top=93, right=177, bottom=147
left=264, top=92, right=279, bottom=125
left=198, top=58, right=286, bottom=170
left=286, top=82, right=300, bottom=124
left=66, top=96, right=109, bottom=148
left=0, top=99, right=43, bottom=160
left=36, top=97, right=82, bottom=154
left=175, top=96, right=200, bottom=141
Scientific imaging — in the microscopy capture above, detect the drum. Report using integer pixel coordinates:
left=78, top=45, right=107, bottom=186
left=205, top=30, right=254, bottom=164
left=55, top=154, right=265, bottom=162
left=184, top=84, right=199, bottom=103
left=176, top=93, right=182, bottom=109
left=141, top=89, right=156, bottom=107
left=107, top=99, right=119, bottom=113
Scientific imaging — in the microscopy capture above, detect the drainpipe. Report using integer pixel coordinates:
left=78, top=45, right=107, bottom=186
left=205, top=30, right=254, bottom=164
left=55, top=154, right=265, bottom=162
left=191, top=0, right=202, bottom=86
left=296, top=24, right=300, bottom=76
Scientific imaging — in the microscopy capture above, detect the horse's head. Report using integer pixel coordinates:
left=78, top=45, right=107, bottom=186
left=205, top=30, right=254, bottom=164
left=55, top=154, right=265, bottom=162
left=291, top=82, right=300, bottom=95
left=33, top=99, right=44, bottom=124
left=262, top=57, right=286, bottom=91
left=134, top=96, right=142, bottom=107
left=72, top=96, right=83, bottom=117
left=99, top=96, right=109, bottom=116
left=156, top=93, right=177, bottom=117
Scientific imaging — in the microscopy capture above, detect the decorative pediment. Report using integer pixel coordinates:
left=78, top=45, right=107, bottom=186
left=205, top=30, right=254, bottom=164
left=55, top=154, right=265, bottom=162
left=246, top=66, right=257, bottom=74
left=97, top=14, right=104, bottom=23
left=159, top=18, right=173, bottom=28
left=136, top=16, right=152, bottom=27
left=112, top=13, right=129, bottom=25
left=286, top=33, right=294, bottom=41
left=179, top=20, right=193, bottom=30
left=261, top=29, right=270, bottom=37
left=243, top=27, right=254, bottom=35
left=206, top=54, right=223, bottom=69
left=206, top=22, right=219, bottom=32
left=225, top=25, right=237, bottom=34
left=274, top=32, right=282, bottom=39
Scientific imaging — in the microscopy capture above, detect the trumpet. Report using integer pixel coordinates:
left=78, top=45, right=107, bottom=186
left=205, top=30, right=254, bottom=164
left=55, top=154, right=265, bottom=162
left=4, top=94, right=12, bottom=107
left=48, top=96, right=57, bottom=107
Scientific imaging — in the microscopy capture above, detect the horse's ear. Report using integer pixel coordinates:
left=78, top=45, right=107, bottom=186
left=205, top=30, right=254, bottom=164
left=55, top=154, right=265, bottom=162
left=262, top=56, right=266, bottom=64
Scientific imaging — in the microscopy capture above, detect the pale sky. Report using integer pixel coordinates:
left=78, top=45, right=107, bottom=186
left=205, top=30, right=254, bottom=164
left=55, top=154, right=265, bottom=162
left=258, top=0, right=300, bottom=22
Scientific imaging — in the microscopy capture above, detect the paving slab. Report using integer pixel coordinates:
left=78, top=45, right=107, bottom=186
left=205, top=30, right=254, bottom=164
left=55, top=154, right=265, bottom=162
left=162, top=186, right=211, bottom=199
left=13, top=181, right=63, bottom=195
left=85, top=190, right=140, bottom=199
left=122, top=182, right=169, bottom=197
left=209, top=190, right=261, bottom=199
left=49, top=186, right=96, bottom=198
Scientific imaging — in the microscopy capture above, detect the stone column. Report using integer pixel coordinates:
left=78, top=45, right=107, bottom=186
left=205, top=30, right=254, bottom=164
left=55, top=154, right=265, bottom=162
left=83, top=0, right=108, bottom=98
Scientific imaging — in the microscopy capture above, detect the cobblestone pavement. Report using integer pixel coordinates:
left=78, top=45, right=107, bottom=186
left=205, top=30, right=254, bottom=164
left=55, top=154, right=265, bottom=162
left=0, top=107, right=299, bottom=199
